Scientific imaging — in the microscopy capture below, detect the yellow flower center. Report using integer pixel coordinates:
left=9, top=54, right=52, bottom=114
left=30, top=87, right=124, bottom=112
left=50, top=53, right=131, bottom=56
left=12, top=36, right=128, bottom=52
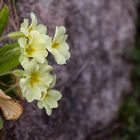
left=52, top=41, right=60, bottom=49
left=30, top=72, right=40, bottom=87
left=26, top=44, right=35, bottom=56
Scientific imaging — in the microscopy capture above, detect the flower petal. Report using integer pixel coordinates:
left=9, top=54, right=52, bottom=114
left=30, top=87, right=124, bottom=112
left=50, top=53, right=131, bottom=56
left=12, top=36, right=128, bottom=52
left=50, top=75, right=56, bottom=88
left=26, top=86, right=41, bottom=102
left=20, top=19, right=29, bottom=35
left=48, top=90, right=62, bottom=101
left=35, top=24, right=47, bottom=34
left=18, top=37, right=27, bottom=48
left=37, top=100, right=52, bottom=115
left=46, top=96, right=58, bottom=108
left=53, top=26, right=66, bottom=42
left=30, top=12, right=37, bottom=28
left=53, top=49, right=67, bottom=64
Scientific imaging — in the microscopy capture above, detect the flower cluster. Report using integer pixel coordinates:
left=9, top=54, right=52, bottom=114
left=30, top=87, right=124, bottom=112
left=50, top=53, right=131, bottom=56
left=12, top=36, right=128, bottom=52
left=16, top=13, right=70, bottom=115
left=0, top=5, right=70, bottom=124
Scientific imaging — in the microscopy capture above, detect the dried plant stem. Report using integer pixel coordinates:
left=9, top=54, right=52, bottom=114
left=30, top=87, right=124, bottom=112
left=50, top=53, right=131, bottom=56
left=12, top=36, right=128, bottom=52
left=0, top=36, right=7, bottom=42
left=0, top=0, right=3, bottom=10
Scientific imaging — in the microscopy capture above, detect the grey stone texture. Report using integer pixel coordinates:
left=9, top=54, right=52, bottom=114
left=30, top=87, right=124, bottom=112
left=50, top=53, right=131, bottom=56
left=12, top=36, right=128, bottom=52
left=3, top=0, right=137, bottom=140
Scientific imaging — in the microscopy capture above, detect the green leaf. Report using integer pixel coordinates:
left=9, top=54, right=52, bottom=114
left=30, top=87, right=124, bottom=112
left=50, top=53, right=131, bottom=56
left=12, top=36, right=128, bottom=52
left=0, top=74, right=18, bottom=98
left=0, top=5, right=9, bottom=36
left=0, top=43, right=20, bottom=75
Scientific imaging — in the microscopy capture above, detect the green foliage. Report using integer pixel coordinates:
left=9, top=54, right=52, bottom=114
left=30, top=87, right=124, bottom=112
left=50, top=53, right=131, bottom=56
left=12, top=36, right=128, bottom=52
left=110, top=1, right=140, bottom=140
left=0, top=5, right=9, bottom=36
left=113, top=96, right=140, bottom=140
left=0, top=4, right=20, bottom=102
left=0, top=74, right=19, bottom=98
left=0, top=43, right=20, bottom=75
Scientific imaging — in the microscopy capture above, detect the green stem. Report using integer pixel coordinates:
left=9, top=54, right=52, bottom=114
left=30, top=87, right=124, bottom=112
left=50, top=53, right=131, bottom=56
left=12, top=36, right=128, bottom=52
left=0, top=71, right=13, bottom=77
left=5, top=85, right=18, bottom=93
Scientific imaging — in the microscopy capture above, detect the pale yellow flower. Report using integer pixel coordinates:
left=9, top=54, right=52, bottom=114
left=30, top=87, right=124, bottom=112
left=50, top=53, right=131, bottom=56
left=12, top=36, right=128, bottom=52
left=47, top=26, right=70, bottom=64
left=18, top=12, right=51, bottom=63
left=18, top=30, right=51, bottom=63
left=20, top=12, right=47, bottom=36
left=19, top=60, right=53, bottom=102
left=37, top=89, right=62, bottom=115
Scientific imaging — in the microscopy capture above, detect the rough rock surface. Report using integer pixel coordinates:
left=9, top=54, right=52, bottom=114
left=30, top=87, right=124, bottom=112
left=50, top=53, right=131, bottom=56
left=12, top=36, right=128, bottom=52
left=4, top=0, right=137, bottom=140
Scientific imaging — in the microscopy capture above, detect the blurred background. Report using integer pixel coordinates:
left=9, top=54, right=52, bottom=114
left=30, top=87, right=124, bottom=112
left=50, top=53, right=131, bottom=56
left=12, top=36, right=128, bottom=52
left=1, top=0, right=140, bottom=140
